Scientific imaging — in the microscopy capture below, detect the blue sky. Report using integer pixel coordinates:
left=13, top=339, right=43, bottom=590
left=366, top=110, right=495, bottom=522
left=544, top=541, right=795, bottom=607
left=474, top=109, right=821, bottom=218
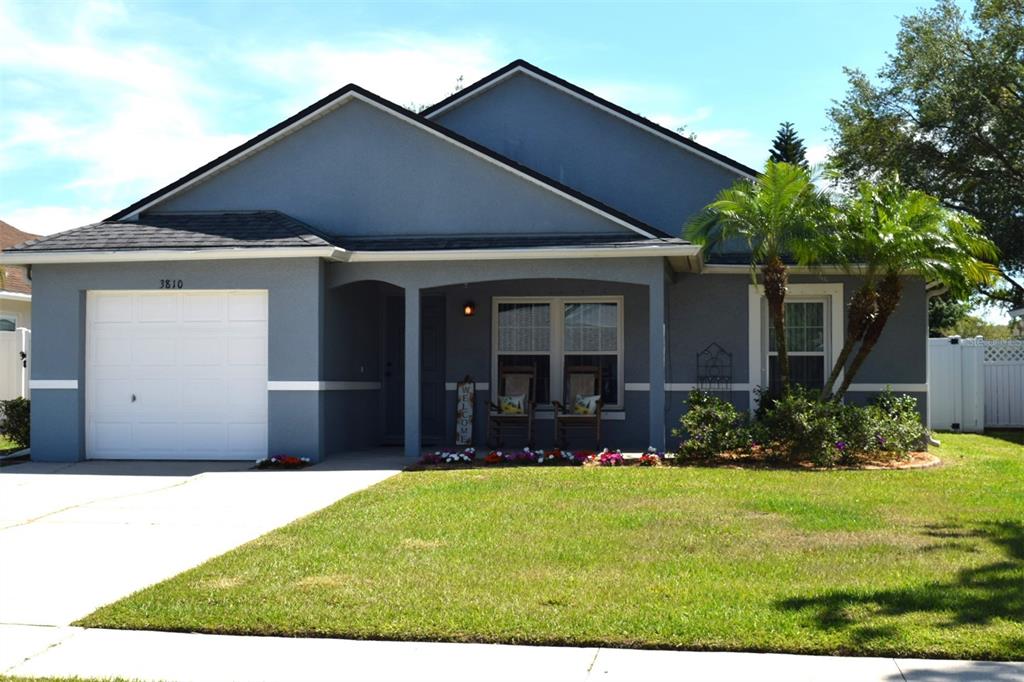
left=1, top=0, right=937, bottom=237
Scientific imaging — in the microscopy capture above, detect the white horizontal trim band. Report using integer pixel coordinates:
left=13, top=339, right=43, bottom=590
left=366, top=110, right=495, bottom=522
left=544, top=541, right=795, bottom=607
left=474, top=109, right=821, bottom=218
left=0, top=291, right=31, bottom=301
left=444, top=382, right=490, bottom=391
left=30, top=380, right=78, bottom=389
left=624, top=382, right=650, bottom=391
left=267, top=381, right=382, bottom=391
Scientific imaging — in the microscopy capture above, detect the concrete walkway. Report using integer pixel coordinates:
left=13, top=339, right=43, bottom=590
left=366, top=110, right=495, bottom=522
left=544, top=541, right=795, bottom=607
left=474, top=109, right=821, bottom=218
left=1, top=624, right=1021, bottom=681
left=0, top=453, right=404, bottom=626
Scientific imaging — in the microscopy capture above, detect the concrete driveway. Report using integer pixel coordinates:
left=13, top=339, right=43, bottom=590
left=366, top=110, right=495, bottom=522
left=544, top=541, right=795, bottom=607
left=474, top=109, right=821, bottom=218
left=0, top=454, right=403, bottom=627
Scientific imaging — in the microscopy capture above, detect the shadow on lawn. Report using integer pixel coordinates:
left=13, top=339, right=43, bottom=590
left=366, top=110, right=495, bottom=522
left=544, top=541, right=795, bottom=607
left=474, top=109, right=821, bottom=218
left=778, top=521, right=1024, bottom=660
left=979, top=430, right=1024, bottom=447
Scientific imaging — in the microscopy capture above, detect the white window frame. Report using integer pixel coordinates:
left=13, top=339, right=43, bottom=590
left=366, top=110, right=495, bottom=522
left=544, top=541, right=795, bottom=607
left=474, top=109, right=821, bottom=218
left=0, top=312, right=18, bottom=332
left=492, top=296, right=625, bottom=409
left=747, top=283, right=843, bottom=411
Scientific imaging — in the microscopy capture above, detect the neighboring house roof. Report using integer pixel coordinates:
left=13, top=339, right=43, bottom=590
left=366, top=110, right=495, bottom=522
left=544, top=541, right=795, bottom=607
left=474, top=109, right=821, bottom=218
left=106, top=84, right=669, bottom=240
left=0, top=220, right=40, bottom=295
left=422, top=59, right=759, bottom=179
left=7, top=212, right=333, bottom=252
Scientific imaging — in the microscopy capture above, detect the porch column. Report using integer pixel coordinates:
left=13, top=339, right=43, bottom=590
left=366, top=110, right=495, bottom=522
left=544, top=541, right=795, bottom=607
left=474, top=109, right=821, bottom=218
left=649, top=279, right=666, bottom=450
left=404, top=286, right=421, bottom=459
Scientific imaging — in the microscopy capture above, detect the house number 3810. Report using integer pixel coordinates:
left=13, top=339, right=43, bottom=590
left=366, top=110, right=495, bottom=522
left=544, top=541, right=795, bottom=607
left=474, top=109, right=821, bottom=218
left=159, top=279, right=184, bottom=289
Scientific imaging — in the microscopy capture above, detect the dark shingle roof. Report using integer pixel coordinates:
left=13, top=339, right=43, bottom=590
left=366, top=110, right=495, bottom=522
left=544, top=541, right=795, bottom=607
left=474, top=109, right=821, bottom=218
left=8, top=212, right=332, bottom=252
left=335, top=234, right=690, bottom=252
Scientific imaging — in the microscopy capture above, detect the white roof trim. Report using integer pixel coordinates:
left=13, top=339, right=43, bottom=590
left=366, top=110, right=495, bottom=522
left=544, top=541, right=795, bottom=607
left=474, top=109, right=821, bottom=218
left=425, top=66, right=757, bottom=180
left=0, top=247, right=343, bottom=266
left=0, top=243, right=700, bottom=266
left=703, top=263, right=880, bottom=276
left=342, top=243, right=700, bottom=263
left=121, top=90, right=657, bottom=239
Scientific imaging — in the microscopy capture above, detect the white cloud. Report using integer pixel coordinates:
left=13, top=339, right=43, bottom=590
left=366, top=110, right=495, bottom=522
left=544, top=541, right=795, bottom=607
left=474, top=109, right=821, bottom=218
left=0, top=1, right=245, bottom=203
left=806, top=143, right=831, bottom=166
left=244, top=35, right=502, bottom=112
left=2, top=204, right=116, bottom=235
left=0, top=3, right=507, bottom=231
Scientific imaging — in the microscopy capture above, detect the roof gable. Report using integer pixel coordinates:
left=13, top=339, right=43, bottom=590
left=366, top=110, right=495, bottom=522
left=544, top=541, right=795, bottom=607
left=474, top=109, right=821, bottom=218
left=111, top=85, right=664, bottom=240
left=423, top=60, right=758, bottom=178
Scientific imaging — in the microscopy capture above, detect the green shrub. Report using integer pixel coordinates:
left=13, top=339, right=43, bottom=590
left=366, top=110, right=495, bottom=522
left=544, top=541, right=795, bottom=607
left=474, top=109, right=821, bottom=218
left=759, top=387, right=845, bottom=466
left=755, top=387, right=924, bottom=465
left=0, top=397, right=30, bottom=448
left=868, top=389, right=926, bottom=456
left=674, top=391, right=748, bottom=459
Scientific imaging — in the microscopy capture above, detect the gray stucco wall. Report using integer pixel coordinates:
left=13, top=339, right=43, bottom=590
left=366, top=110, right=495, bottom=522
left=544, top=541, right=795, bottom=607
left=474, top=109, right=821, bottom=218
left=27, top=254, right=929, bottom=461
left=154, top=98, right=634, bottom=239
left=29, top=258, right=327, bottom=462
left=662, top=273, right=929, bottom=449
left=433, top=278, right=651, bottom=449
left=432, top=72, right=747, bottom=236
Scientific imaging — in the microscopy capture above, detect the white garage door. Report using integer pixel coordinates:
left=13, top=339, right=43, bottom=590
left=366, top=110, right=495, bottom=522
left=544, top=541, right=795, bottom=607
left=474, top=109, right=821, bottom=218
left=86, top=290, right=268, bottom=460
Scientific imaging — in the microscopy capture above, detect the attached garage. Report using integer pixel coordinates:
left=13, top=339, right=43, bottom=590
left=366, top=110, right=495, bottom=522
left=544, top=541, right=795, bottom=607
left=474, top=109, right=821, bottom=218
left=86, top=290, right=268, bottom=460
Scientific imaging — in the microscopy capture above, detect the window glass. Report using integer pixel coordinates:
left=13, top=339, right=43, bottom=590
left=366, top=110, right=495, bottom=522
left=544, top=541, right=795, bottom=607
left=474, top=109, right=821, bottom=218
left=0, top=315, right=15, bottom=332
left=497, top=303, right=550, bottom=353
left=769, top=355, right=826, bottom=391
left=497, top=355, right=550, bottom=404
left=564, top=303, right=617, bottom=352
left=564, top=354, right=618, bottom=405
left=767, top=300, right=827, bottom=393
left=769, top=301, right=824, bottom=352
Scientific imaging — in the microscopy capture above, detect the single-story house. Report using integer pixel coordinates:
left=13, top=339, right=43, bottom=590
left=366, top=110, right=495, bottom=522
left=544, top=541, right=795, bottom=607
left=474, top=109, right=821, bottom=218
left=1, top=60, right=932, bottom=462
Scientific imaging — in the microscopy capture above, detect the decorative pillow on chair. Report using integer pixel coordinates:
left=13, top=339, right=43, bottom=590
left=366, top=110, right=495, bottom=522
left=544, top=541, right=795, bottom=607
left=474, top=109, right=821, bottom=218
left=573, top=394, right=600, bottom=415
left=500, top=394, right=526, bottom=414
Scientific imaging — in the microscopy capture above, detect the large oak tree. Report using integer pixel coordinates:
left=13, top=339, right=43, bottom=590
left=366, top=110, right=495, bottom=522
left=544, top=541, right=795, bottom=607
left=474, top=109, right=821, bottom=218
left=828, top=0, right=1023, bottom=309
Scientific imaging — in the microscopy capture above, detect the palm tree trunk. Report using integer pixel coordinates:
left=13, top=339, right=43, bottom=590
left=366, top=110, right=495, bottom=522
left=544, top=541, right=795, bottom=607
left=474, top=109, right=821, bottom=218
left=835, top=274, right=903, bottom=401
left=820, top=286, right=878, bottom=400
left=762, top=255, right=789, bottom=395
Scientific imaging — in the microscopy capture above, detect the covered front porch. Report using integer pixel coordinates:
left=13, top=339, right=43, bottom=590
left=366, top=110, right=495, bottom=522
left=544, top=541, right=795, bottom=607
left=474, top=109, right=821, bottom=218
left=323, top=255, right=675, bottom=458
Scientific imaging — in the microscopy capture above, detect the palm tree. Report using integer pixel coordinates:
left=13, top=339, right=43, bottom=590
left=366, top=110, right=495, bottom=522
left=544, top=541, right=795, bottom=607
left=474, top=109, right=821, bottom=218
left=685, top=161, right=834, bottom=394
left=824, top=178, right=999, bottom=401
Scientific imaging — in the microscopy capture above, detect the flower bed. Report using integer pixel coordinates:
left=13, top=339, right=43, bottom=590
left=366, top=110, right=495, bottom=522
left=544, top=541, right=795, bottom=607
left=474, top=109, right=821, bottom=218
left=412, top=447, right=665, bottom=470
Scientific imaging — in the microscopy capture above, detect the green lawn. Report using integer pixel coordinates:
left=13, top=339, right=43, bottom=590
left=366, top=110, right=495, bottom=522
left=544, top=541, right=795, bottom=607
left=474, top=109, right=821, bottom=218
left=80, top=432, right=1024, bottom=660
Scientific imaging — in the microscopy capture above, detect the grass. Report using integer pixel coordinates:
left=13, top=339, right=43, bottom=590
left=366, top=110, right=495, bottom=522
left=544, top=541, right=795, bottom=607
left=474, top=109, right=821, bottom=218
left=79, top=432, right=1024, bottom=660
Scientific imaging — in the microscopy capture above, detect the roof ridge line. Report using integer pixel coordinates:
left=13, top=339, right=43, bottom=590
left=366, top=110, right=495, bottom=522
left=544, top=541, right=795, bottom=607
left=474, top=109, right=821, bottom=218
left=104, top=82, right=670, bottom=240
left=421, top=59, right=759, bottom=178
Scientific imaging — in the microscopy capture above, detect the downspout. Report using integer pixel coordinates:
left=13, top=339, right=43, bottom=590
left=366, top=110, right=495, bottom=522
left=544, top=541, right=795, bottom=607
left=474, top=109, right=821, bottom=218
left=924, top=282, right=949, bottom=445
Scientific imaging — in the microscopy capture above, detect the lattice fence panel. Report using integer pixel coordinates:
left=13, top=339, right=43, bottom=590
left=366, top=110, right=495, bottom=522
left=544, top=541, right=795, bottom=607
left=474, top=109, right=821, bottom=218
left=983, top=340, right=1024, bottom=363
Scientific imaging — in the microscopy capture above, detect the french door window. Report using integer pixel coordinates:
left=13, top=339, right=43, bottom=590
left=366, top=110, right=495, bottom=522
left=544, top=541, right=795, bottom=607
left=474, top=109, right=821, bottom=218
left=494, top=297, right=623, bottom=408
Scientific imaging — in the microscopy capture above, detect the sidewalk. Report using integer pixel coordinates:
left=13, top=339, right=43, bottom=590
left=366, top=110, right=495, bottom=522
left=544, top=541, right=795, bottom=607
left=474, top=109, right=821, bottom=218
left=2, top=624, right=1021, bottom=682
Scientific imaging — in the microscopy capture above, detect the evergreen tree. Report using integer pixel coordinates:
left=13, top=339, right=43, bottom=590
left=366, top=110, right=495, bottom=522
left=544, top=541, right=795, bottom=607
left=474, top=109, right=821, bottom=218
left=769, top=122, right=808, bottom=168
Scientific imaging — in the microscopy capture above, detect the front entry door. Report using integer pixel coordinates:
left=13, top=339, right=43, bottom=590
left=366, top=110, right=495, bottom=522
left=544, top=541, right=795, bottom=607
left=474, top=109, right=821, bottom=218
left=383, top=295, right=446, bottom=444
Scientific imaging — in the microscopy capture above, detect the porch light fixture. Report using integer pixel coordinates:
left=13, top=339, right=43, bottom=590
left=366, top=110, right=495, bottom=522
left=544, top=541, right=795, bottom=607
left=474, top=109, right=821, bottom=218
left=462, top=301, right=476, bottom=317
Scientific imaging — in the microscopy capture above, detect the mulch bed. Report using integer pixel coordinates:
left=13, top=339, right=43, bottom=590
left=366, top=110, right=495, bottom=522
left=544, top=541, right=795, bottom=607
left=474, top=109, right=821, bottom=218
left=406, top=450, right=941, bottom=472
left=675, top=449, right=941, bottom=471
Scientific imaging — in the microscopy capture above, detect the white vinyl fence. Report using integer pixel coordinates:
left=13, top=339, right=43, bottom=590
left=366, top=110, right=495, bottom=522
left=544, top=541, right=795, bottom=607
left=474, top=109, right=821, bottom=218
left=0, top=328, right=30, bottom=402
left=928, top=337, right=1024, bottom=431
